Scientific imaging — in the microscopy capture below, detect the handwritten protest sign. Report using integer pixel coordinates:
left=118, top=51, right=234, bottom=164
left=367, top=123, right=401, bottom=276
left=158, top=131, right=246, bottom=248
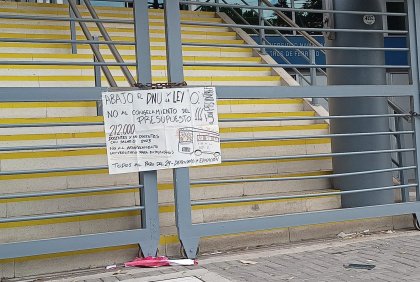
left=102, top=87, right=221, bottom=174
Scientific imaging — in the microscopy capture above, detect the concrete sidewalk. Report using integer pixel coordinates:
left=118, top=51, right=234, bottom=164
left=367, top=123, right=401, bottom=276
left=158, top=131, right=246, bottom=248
left=10, top=229, right=420, bottom=282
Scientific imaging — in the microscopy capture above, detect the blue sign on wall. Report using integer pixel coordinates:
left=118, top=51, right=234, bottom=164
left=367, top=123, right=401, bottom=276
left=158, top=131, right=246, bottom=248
left=251, top=35, right=408, bottom=67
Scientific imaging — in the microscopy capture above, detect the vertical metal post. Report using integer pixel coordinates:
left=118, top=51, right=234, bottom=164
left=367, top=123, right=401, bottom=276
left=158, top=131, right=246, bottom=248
left=134, top=0, right=152, bottom=84
left=395, top=116, right=409, bottom=202
left=93, top=36, right=102, bottom=88
left=258, top=0, right=266, bottom=54
left=309, top=48, right=319, bottom=105
left=164, top=0, right=199, bottom=259
left=215, top=0, right=220, bottom=13
left=325, top=0, right=394, bottom=207
left=93, top=35, right=103, bottom=117
left=406, top=0, right=420, bottom=202
left=69, top=4, right=77, bottom=54
left=134, top=0, right=159, bottom=257
left=291, top=0, right=296, bottom=35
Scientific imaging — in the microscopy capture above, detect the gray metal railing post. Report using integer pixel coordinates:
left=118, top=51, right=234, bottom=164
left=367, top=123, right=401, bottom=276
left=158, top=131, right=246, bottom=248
left=69, top=4, right=77, bottom=54
left=395, top=115, right=409, bottom=202
left=309, top=48, right=320, bottom=105
left=133, top=0, right=159, bottom=257
left=407, top=0, right=420, bottom=204
left=215, top=0, right=219, bottom=13
left=93, top=36, right=102, bottom=88
left=164, top=0, right=199, bottom=259
left=258, top=0, right=266, bottom=54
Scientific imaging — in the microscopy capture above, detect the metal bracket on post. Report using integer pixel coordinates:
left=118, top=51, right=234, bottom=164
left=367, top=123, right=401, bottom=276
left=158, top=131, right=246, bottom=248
left=164, top=0, right=200, bottom=258
left=322, top=0, right=335, bottom=40
left=134, top=0, right=160, bottom=257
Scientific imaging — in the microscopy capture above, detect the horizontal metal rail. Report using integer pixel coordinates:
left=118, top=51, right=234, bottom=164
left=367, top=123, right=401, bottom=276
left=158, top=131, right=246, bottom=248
left=0, top=185, right=142, bottom=200
left=179, top=1, right=407, bottom=17
left=0, top=122, right=104, bottom=128
left=0, top=13, right=134, bottom=24
left=0, top=166, right=108, bottom=176
left=184, top=62, right=410, bottom=69
left=190, top=166, right=416, bottom=185
left=0, top=143, right=106, bottom=152
left=180, top=21, right=408, bottom=35
left=220, top=113, right=411, bottom=122
left=0, top=38, right=135, bottom=46
left=222, top=148, right=416, bottom=163
left=0, top=61, right=136, bottom=66
left=221, top=131, right=414, bottom=143
left=0, top=132, right=412, bottom=152
left=192, top=184, right=418, bottom=206
left=0, top=206, right=143, bottom=224
left=182, top=42, right=409, bottom=52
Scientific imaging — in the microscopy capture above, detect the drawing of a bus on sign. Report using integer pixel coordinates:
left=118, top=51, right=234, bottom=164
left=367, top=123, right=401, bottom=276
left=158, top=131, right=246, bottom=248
left=178, top=127, right=221, bottom=157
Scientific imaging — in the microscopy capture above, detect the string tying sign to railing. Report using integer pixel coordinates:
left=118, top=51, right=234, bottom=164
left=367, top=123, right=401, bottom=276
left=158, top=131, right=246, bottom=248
left=102, top=87, right=221, bottom=174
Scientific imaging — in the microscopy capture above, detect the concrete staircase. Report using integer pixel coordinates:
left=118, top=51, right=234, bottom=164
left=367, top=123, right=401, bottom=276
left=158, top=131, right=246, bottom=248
left=0, top=2, right=340, bottom=278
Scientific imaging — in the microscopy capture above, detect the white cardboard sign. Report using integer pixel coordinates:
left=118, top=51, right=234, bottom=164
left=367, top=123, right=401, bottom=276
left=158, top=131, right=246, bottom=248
left=102, top=87, right=221, bottom=174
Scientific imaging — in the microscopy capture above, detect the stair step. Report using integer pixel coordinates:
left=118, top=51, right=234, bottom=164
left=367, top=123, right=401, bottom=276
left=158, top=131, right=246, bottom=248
left=160, top=189, right=340, bottom=226
left=0, top=24, right=237, bottom=39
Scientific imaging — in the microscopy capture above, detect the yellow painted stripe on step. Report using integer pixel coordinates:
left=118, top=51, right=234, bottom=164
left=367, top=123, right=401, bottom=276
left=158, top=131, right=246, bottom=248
left=0, top=101, right=96, bottom=108
left=0, top=75, right=280, bottom=82
left=182, top=76, right=280, bottom=82
left=220, top=111, right=315, bottom=118
left=0, top=210, right=140, bottom=229
left=0, top=8, right=223, bottom=22
left=218, top=99, right=304, bottom=105
left=222, top=138, right=330, bottom=149
left=0, top=244, right=138, bottom=264
left=0, top=116, right=102, bottom=124
left=159, top=190, right=339, bottom=213
left=157, top=170, right=332, bottom=191
left=0, top=157, right=331, bottom=181
left=0, top=188, right=137, bottom=204
left=0, top=33, right=243, bottom=45
left=0, top=132, right=105, bottom=142
left=0, top=168, right=109, bottom=181
left=220, top=124, right=329, bottom=133
left=0, top=23, right=232, bottom=35
left=0, top=42, right=69, bottom=49
left=0, top=65, right=271, bottom=72
left=73, top=45, right=252, bottom=52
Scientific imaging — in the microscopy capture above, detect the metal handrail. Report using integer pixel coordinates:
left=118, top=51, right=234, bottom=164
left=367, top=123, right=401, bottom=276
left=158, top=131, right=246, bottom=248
left=68, top=0, right=117, bottom=87
left=216, top=0, right=310, bottom=84
left=83, top=0, right=136, bottom=86
left=240, top=0, right=327, bottom=77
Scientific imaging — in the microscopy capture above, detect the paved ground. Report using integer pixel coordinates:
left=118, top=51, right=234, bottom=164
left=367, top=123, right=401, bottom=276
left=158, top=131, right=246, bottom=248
left=13, top=229, right=420, bottom=282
